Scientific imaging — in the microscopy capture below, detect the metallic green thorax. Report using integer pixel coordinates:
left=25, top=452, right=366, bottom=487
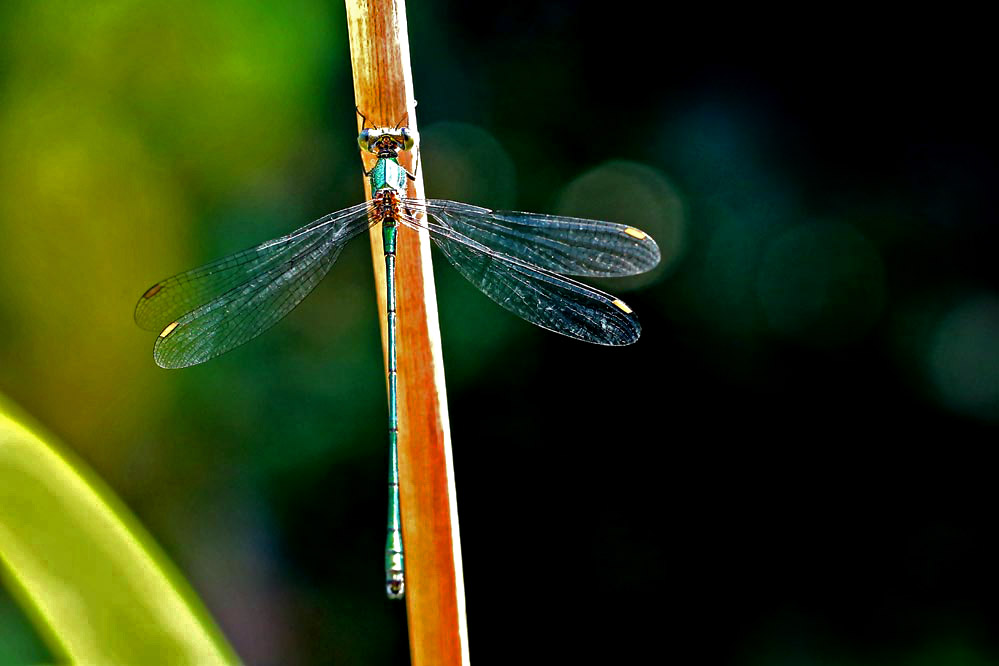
left=370, top=157, right=408, bottom=194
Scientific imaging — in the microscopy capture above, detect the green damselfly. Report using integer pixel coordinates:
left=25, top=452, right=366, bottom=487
left=136, top=113, right=661, bottom=598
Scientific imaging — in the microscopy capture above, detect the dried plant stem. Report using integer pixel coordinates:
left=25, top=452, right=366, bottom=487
left=344, top=1, right=469, bottom=664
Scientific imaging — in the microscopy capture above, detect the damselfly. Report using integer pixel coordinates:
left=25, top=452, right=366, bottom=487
left=136, top=113, right=661, bottom=599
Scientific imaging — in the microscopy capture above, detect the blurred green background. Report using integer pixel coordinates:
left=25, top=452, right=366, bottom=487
left=2, top=1, right=998, bottom=664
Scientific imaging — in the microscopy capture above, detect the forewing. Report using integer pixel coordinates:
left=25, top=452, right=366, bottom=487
left=135, top=202, right=370, bottom=332
left=414, top=199, right=660, bottom=277
left=420, top=216, right=642, bottom=345
left=138, top=203, right=373, bottom=368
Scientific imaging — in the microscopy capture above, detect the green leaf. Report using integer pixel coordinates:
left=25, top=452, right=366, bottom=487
left=0, top=395, right=238, bottom=665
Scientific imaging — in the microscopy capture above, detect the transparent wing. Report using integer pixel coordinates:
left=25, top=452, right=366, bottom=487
left=135, top=202, right=370, bottom=332
left=403, top=209, right=642, bottom=345
left=410, top=199, right=661, bottom=277
left=136, top=202, right=373, bottom=368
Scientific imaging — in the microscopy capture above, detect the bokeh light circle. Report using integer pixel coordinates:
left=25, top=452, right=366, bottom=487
left=555, top=160, right=686, bottom=286
left=927, top=293, right=999, bottom=421
left=756, top=222, right=886, bottom=346
left=420, top=121, right=517, bottom=209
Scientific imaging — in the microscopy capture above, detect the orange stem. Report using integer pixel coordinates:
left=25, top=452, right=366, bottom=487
left=344, top=1, right=469, bottom=664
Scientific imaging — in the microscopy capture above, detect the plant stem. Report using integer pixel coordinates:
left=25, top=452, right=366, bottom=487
left=344, top=1, right=469, bottom=664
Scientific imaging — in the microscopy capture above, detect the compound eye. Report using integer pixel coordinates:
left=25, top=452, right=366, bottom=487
left=357, top=129, right=371, bottom=152
left=401, top=128, right=416, bottom=151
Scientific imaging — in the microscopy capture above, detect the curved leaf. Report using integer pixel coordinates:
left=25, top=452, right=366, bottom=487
left=0, top=395, right=238, bottom=665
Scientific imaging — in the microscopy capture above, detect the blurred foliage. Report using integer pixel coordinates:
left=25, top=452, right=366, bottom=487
left=1, top=395, right=236, bottom=664
left=1, top=0, right=998, bottom=664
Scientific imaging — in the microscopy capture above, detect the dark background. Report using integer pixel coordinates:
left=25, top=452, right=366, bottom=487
left=2, top=1, right=998, bottom=664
